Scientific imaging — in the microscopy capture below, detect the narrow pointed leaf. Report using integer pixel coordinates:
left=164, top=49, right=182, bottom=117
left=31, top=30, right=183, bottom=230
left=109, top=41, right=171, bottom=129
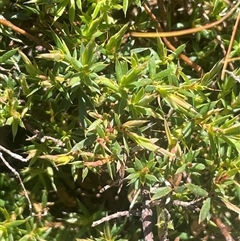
left=152, top=187, right=172, bottom=200
left=187, top=183, right=208, bottom=197
left=122, top=120, right=149, bottom=129
left=199, top=198, right=211, bottom=223
left=126, top=131, right=174, bottom=157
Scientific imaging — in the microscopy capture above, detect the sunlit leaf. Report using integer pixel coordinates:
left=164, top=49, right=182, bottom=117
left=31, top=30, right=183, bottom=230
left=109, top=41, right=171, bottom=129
left=0, top=48, right=18, bottom=64
left=122, top=120, right=149, bottom=129
left=152, top=187, right=172, bottom=200
left=126, top=131, right=174, bottom=157
left=220, top=197, right=240, bottom=215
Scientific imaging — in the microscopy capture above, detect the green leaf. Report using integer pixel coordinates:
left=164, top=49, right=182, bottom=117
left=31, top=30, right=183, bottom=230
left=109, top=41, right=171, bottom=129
left=120, top=64, right=146, bottom=87
left=126, top=173, right=140, bottom=181
left=199, top=198, right=211, bottom=223
left=126, top=131, right=174, bottom=157
left=81, top=40, right=95, bottom=65
left=0, top=208, right=10, bottom=219
left=11, top=118, right=20, bottom=141
left=71, top=135, right=96, bottom=153
left=134, top=158, right=143, bottom=170
left=138, top=94, right=156, bottom=106
left=0, top=48, right=18, bottom=64
left=220, top=197, right=240, bottom=215
left=221, top=123, right=240, bottom=136
left=69, top=0, right=75, bottom=24
left=148, top=55, right=156, bottom=78
left=152, top=187, right=172, bottom=200
left=132, top=87, right=144, bottom=104
left=153, top=69, right=172, bottom=81
left=145, top=174, right=158, bottom=182
left=122, top=120, right=149, bottom=129
left=52, top=33, right=71, bottom=56
left=77, top=95, right=87, bottom=129
left=187, top=183, right=208, bottom=197
left=92, top=2, right=101, bottom=19
left=189, top=163, right=205, bottom=171
left=131, top=53, right=139, bottom=68
left=5, top=220, right=26, bottom=228
left=54, top=0, right=68, bottom=22
left=106, top=24, right=129, bottom=54
left=115, top=59, right=123, bottom=82
left=19, top=50, right=38, bottom=76
left=123, top=0, right=129, bottom=17
left=37, top=50, right=64, bottom=61
left=201, top=61, right=223, bottom=85
left=164, top=118, right=174, bottom=146
left=98, top=77, right=119, bottom=91
left=83, top=16, right=103, bottom=37
left=220, top=136, right=240, bottom=152
left=91, top=62, right=107, bottom=72
left=156, top=37, right=167, bottom=60
left=174, top=43, right=186, bottom=56
left=64, top=55, right=83, bottom=72
left=76, top=0, right=82, bottom=10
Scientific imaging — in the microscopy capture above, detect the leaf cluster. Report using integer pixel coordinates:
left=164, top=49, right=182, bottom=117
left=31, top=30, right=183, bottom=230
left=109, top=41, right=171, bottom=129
left=0, top=0, right=239, bottom=240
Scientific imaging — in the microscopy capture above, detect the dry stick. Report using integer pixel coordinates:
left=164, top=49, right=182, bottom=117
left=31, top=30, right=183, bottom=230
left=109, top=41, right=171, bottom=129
left=212, top=215, right=235, bottom=241
left=173, top=197, right=204, bottom=209
left=0, top=144, right=28, bottom=162
left=221, top=11, right=240, bottom=80
left=0, top=15, right=51, bottom=50
left=225, top=57, right=240, bottom=62
left=91, top=210, right=141, bottom=227
left=213, top=30, right=234, bottom=71
left=0, top=152, right=32, bottom=214
left=141, top=187, right=154, bottom=241
left=131, top=1, right=240, bottom=38
left=225, top=70, right=240, bottom=83
left=161, top=208, right=170, bottom=241
left=142, top=3, right=203, bottom=75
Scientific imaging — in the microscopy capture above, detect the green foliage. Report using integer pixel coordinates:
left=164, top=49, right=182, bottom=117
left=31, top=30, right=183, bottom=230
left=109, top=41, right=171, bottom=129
left=0, top=0, right=240, bottom=240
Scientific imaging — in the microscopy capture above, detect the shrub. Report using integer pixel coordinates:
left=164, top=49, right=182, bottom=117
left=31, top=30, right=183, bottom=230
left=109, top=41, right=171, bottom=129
left=0, top=0, right=239, bottom=240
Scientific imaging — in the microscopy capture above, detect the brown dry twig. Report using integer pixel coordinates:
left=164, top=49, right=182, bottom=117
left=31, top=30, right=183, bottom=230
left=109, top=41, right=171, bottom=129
left=131, top=1, right=240, bottom=38
left=0, top=15, right=51, bottom=50
left=212, top=215, right=236, bottom=241
left=221, top=10, right=240, bottom=80
left=141, top=3, right=203, bottom=75
left=132, top=1, right=240, bottom=75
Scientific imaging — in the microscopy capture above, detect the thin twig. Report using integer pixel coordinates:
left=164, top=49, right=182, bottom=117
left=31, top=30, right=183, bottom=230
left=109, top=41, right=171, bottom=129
left=91, top=210, right=141, bottom=227
left=142, top=3, right=203, bottom=75
left=26, top=133, right=65, bottom=147
left=131, top=1, right=240, bottom=38
left=141, top=187, right=154, bottom=241
left=0, top=152, right=32, bottom=214
left=225, top=57, right=240, bottom=62
left=0, top=15, right=51, bottom=50
left=173, top=197, right=204, bottom=208
left=221, top=11, right=240, bottom=80
left=225, top=70, right=240, bottom=83
left=161, top=208, right=170, bottom=241
left=214, top=32, right=234, bottom=71
left=0, top=144, right=28, bottom=162
left=212, top=215, right=235, bottom=241
left=24, top=122, right=65, bottom=147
